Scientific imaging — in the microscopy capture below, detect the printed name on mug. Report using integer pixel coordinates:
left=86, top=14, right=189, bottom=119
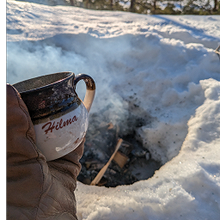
left=42, top=116, right=78, bottom=134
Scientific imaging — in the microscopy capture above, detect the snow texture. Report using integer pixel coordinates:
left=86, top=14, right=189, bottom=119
left=7, top=1, right=220, bottom=219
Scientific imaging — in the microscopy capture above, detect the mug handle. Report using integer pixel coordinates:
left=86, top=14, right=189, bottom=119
left=74, top=74, right=96, bottom=112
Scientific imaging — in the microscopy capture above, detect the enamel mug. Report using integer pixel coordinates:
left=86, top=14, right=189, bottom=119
left=13, top=72, right=95, bottom=161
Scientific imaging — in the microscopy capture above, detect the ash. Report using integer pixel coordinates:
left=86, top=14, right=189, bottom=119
left=78, top=109, right=161, bottom=187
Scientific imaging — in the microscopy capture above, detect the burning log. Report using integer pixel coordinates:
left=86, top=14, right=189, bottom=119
left=90, top=138, right=123, bottom=185
left=113, top=151, right=129, bottom=168
left=78, top=112, right=162, bottom=187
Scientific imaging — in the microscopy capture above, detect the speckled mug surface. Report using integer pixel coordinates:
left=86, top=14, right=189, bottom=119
left=13, top=72, right=95, bottom=161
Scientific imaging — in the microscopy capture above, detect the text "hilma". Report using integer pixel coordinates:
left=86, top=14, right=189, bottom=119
left=42, top=116, right=78, bottom=134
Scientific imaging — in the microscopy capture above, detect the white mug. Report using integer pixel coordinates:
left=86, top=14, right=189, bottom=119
left=13, top=72, right=95, bottom=161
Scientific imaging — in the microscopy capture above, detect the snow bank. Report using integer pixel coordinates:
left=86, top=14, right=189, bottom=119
left=75, top=78, right=220, bottom=220
left=7, top=1, right=220, bottom=219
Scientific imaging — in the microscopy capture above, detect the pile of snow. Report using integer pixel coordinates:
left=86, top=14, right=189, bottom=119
left=7, top=1, right=220, bottom=219
left=75, top=79, right=220, bottom=220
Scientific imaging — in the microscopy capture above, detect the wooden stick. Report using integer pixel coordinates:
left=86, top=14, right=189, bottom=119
left=90, top=138, right=123, bottom=186
left=215, top=45, right=220, bottom=55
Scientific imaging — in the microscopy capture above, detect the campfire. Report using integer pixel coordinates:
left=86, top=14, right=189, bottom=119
left=78, top=112, right=161, bottom=187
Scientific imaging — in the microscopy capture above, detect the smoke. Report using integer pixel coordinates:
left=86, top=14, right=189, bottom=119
left=7, top=32, right=220, bottom=164
left=7, top=34, right=131, bottom=129
left=7, top=40, right=85, bottom=84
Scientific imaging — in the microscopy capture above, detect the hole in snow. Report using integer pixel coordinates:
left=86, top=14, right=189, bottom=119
left=78, top=101, right=164, bottom=187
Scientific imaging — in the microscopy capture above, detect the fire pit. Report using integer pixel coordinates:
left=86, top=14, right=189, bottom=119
left=77, top=108, right=162, bottom=187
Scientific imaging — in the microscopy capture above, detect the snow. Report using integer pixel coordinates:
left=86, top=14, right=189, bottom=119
left=7, top=0, right=220, bottom=219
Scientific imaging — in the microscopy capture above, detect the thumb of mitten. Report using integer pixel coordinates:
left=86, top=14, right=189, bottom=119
left=7, top=84, right=47, bottom=219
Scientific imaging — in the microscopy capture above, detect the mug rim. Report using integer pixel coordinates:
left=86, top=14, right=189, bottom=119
left=13, top=71, right=75, bottom=94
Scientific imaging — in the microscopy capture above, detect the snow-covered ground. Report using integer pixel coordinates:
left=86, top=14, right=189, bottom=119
left=7, top=0, right=220, bottom=219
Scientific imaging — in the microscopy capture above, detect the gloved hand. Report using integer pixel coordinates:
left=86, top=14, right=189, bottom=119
left=7, top=84, right=84, bottom=220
